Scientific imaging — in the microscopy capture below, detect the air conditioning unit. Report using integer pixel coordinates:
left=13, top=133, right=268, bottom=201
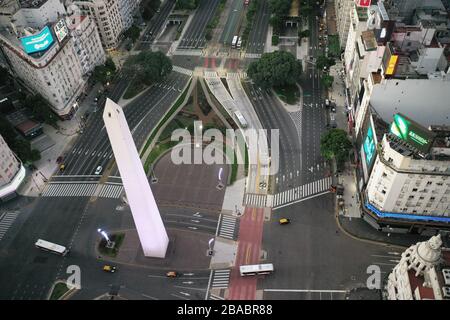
left=442, top=286, right=450, bottom=298
left=442, top=269, right=450, bottom=285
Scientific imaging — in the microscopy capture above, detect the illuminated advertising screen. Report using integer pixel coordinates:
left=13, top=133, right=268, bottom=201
left=355, top=0, right=372, bottom=7
left=54, top=19, right=68, bottom=42
left=385, top=55, right=398, bottom=75
left=390, top=113, right=434, bottom=153
left=363, top=125, right=375, bottom=165
left=20, top=26, right=54, bottom=54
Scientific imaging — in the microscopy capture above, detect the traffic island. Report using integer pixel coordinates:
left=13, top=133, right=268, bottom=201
left=101, top=228, right=211, bottom=270
left=98, top=233, right=125, bottom=258
left=48, top=281, right=78, bottom=300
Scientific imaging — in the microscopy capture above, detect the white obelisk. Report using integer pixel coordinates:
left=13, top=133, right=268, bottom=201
left=103, top=99, right=169, bottom=257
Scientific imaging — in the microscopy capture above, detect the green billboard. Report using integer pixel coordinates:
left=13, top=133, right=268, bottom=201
left=389, top=113, right=434, bottom=153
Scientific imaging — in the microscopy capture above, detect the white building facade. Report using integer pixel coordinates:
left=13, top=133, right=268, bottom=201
left=386, top=234, right=450, bottom=300
left=72, top=0, right=140, bottom=50
left=0, top=134, right=25, bottom=201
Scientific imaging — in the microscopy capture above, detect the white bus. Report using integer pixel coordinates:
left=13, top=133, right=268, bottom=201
left=35, top=239, right=69, bottom=256
left=231, top=35, right=238, bottom=48
left=240, top=263, right=274, bottom=276
left=234, top=111, right=248, bottom=128
left=237, top=37, right=242, bottom=49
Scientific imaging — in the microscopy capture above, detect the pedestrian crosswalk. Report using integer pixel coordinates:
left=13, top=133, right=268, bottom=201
left=98, top=184, right=124, bottom=199
left=173, top=49, right=203, bottom=56
left=210, top=269, right=231, bottom=289
left=42, top=183, right=124, bottom=199
left=272, top=177, right=332, bottom=208
left=244, top=193, right=268, bottom=208
left=209, top=293, right=225, bottom=300
left=204, top=71, right=218, bottom=78
left=244, top=53, right=262, bottom=59
left=0, top=211, right=19, bottom=241
left=172, top=65, right=193, bottom=76
left=218, top=215, right=239, bottom=240
left=42, top=183, right=98, bottom=197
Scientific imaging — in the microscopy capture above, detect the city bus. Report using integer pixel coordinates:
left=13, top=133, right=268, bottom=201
left=240, top=264, right=274, bottom=276
left=231, top=35, right=238, bottom=48
left=237, top=37, right=242, bottom=49
left=234, top=111, right=248, bottom=128
left=35, top=239, right=69, bottom=256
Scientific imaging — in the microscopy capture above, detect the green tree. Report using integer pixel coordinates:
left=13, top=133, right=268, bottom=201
left=12, top=138, right=40, bottom=163
left=269, top=0, right=291, bottom=16
left=247, top=51, right=302, bottom=89
left=175, top=0, right=199, bottom=10
left=123, top=51, right=172, bottom=86
left=124, top=25, right=141, bottom=43
left=92, top=58, right=116, bottom=85
left=0, top=66, right=10, bottom=86
left=321, top=74, right=334, bottom=88
left=24, top=94, right=58, bottom=128
left=316, top=55, right=335, bottom=70
left=141, top=0, right=161, bottom=21
left=320, top=129, right=352, bottom=165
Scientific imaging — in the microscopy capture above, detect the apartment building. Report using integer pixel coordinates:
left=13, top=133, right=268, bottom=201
left=335, top=0, right=354, bottom=49
left=387, top=235, right=450, bottom=300
left=0, top=134, right=25, bottom=201
left=72, top=0, right=140, bottom=50
left=66, top=14, right=106, bottom=75
left=357, top=110, right=450, bottom=232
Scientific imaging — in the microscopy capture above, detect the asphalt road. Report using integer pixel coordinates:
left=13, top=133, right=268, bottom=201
left=137, top=0, right=176, bottom=50
left=178, top=0, right=221, bottom=49
left=245, top=0, right=270, bottom=54
left=299, top=9, right=329, bottom=184
left=59, top=71, right=190, bottom=178
left=242, top=81, right=302, bottom=193
left=219, top=0, right=244, bottom=45
left=261, top=195, right=399, bottom=300
left=0, top=193, right=219, bottom=300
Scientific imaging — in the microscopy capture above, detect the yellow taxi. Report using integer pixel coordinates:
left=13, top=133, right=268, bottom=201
left=279, top=218, right=291, bottom=225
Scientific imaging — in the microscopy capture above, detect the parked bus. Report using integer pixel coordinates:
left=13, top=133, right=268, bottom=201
left=231, top=35, right=238, bottom=48
left=234, top=111, right=248, bottom=128
left=237, top=37, right=242, bottom=49
left=240, top=263, right=274, bottom=276
left=35, top=239, right=69, bottom=256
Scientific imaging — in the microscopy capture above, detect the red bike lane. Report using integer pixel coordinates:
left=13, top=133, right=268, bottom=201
left=227, top=207, right=265, bottom=300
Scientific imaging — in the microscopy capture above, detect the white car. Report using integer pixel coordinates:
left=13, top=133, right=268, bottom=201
left=95, top=166, right=103, bottom=175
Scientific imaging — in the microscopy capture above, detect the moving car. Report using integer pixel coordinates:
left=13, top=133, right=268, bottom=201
left=95, top=166, right=103, bottom=175
left=166, top=271, right=178, bottom=278
left=279, top=218, right=290, bottom=225
left=59, top=164, right=65, bottom=172
left=103, top=265, right=117, bottom=273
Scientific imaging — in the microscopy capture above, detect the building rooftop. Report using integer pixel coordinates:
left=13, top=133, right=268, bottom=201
left=19, top=0, right=48, bottom=9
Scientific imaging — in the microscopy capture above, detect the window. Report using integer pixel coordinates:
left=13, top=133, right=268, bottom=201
left=408, top=195, right=414, bottom=199
left=427, top=181, right=432, bottom=185
left=412, top=188, right=418, bottom=192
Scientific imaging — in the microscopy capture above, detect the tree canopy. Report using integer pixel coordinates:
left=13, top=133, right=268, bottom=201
left=321, top=74, right=334, bottom=89
left=175, top=0, right=199, bottom=10
left=316, top=55, right=335, bottom=70
left=320, top=129, right=352, bottom=165
left=141, top=0, right=161, bottom=21
left=247, top=51, right=302, bottom=89
left=0, top=115, right=41, bottom=163
left=124, top=25, right=141, bottom=43
left=92, top=57, right=116, bottom=85
left=123, top=51, right=172, bottom=86
left=269, top=0, right=292, bottom=16
left=23, top=94, right=58, bottom=128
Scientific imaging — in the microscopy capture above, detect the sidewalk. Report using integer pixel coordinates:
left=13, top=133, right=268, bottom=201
left=17, top=83, right=102, bottom=197
left=327, top=62, right=426, bottom=248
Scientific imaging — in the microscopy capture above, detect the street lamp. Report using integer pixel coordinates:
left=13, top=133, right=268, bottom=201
left=97, top=228, right=114, bottom=248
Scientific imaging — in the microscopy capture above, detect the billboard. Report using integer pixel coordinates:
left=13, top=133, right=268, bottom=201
left=390, top=113, right=435, bottom=153
left=363, top=124, right=376, bottom=165
left=355, top=0, right=372, bottom=7
left=54, top=19, right=68, bottom=43
left=20, top=26, right=54, bottom=54
left=385, top=55, right=398, bottom=75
